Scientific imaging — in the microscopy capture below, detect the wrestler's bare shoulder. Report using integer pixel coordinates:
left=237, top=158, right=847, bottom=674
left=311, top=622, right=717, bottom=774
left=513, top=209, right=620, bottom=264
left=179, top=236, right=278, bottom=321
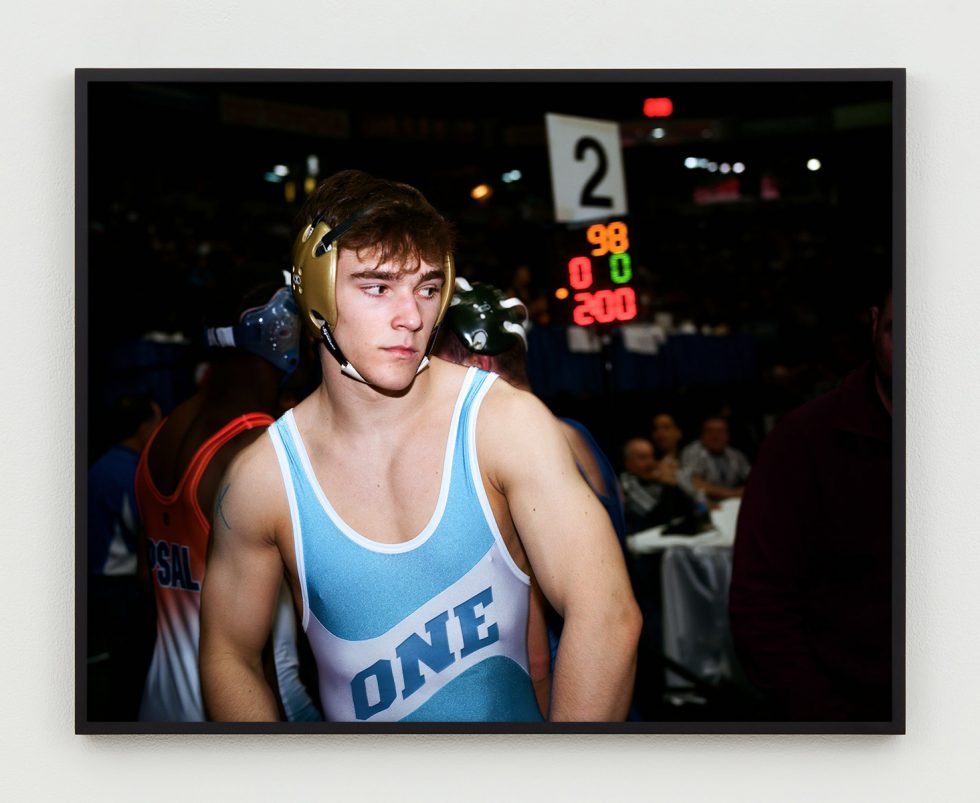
left=420, top=357, right=486, bottom=409
left=477, top=376, right=569, bottom=479
left=427, top=355, right=471, bottom=387
left=215, top=427, right=286, bottom=532
left=429, top=357, right=555, bottom=433
left=224, top=422, right=279, bottom=476
left=481, top=374, right=555, bottom=431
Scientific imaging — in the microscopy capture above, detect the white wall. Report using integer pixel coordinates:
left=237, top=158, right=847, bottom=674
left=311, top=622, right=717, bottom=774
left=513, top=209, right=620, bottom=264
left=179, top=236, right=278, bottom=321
left=1, top=2, right=976, bottom=800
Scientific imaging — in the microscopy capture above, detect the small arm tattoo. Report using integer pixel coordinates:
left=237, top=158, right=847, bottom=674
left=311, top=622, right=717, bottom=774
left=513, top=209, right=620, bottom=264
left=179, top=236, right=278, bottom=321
left=215, top=483, right=232, bottom=530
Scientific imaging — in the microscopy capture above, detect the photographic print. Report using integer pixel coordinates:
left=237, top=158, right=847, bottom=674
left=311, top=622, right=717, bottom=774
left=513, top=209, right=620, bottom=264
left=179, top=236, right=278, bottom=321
left=77, top=69, right=903, bottom=734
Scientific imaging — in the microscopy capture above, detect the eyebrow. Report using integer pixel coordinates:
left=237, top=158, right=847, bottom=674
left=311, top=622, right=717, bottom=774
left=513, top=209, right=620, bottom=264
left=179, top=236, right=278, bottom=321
left=418, top=269, right=445, bottom=283
left=350, top=268, right=444, bottom=284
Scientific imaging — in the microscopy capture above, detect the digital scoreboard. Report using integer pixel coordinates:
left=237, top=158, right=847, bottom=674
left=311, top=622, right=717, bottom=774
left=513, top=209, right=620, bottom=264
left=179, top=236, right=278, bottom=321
left=558, top=219, right=638, bottom=326
left=546, top=112, right=638, bottom=327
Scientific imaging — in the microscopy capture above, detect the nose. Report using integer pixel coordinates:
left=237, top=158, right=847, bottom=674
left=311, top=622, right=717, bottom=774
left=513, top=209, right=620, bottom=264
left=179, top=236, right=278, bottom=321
left=392, top=288, right=423, bottom=332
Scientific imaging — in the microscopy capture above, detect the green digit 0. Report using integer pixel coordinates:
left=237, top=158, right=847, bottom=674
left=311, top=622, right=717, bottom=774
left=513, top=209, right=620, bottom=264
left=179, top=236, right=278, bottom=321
left=609, top=252, right=632, bottom=284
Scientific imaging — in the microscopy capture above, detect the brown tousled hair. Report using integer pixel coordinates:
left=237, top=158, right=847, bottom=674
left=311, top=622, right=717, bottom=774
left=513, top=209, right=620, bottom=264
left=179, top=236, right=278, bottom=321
left=297, top=169, right=454, bottom=271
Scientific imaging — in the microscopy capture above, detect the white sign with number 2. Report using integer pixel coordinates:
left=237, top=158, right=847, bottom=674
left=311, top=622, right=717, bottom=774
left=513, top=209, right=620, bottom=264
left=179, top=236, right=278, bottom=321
left=545, top=112, right=628, bottom=224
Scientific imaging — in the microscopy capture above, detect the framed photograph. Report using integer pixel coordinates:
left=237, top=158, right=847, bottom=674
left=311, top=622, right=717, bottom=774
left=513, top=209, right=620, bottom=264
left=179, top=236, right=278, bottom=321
left=77, top=68, right=904, bottom=734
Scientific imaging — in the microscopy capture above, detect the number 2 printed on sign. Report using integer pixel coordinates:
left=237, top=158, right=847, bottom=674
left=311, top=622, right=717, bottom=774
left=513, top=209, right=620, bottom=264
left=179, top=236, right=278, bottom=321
left=575, top=137, right=613, bottom=209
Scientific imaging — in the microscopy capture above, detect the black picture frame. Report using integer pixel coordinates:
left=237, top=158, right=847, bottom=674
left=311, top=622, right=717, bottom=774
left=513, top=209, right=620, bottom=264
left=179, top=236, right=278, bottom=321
left=77, top=68, right=905, bottom=735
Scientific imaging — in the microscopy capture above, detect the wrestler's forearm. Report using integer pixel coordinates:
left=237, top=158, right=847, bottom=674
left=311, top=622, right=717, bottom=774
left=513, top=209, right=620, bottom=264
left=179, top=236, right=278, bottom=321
left=547, top=603, right=640, bottom=722
left=200, top=652, right=281, bottom=722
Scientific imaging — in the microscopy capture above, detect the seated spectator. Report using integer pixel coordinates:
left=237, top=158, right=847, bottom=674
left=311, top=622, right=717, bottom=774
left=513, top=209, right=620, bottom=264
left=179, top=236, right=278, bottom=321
left=651, top=412, right=684, bottom=463
left=620, top=437, right=696, bottom=534
left=680, top=417, right=751, bottom=501
left=650, top=412, right=698, bottom=491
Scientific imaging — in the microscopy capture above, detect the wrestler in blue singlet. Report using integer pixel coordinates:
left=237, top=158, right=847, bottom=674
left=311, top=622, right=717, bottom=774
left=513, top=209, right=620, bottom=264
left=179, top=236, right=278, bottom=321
left=269, top=367, right=543, bottom=722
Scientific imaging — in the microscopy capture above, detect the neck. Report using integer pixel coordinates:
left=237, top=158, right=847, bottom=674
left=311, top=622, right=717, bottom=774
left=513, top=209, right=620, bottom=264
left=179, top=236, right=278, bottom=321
left=314, top=351, right=435, bottom=434
left=203, top=354, right=282, bottom=414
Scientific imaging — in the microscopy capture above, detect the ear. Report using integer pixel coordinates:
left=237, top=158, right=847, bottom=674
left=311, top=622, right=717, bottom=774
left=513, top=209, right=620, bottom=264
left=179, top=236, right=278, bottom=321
left=474, top=355, right=495, bottom=372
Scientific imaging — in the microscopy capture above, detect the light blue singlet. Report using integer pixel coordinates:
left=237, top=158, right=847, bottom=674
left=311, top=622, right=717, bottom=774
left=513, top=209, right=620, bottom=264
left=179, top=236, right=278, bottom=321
left=268, top=367, right=543, bottom=722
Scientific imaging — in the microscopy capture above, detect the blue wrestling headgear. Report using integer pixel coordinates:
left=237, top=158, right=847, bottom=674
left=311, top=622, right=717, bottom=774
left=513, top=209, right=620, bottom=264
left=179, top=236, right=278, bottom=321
left=205, top=286, right=301, bottom=376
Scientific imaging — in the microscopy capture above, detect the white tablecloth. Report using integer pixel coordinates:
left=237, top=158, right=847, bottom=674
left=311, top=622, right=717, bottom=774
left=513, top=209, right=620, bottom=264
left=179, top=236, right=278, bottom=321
left=626, top=499, right=741, bottom=687
left=661, top=545, right=736, bottom=687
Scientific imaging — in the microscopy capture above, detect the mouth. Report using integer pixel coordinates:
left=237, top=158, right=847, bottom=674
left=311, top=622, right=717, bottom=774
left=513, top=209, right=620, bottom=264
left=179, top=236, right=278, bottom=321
left=382, top=346, right=419, bottom=360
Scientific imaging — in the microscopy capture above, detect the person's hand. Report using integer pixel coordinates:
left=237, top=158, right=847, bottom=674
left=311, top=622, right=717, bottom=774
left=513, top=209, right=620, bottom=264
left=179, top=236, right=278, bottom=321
left=653, top=458, right=678, bottom=485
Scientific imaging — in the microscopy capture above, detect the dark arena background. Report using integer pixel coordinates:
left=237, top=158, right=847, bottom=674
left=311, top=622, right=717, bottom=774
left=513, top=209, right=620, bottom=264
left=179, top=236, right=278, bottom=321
left=80, top=71, right=899, bottom=728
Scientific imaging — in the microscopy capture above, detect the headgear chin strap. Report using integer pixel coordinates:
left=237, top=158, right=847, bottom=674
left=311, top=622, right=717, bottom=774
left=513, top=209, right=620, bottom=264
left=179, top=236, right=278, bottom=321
left=290, top=211, right=455, bottom=384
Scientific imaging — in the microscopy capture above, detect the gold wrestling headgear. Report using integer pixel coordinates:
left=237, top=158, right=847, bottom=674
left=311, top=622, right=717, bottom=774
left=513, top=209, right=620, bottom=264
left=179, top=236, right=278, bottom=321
left=290, top=209, right=456, bottom=382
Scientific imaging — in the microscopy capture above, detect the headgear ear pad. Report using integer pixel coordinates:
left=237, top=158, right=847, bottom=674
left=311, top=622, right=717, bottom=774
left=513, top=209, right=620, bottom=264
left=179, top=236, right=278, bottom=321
left=290, top=218, right=455, bottom=339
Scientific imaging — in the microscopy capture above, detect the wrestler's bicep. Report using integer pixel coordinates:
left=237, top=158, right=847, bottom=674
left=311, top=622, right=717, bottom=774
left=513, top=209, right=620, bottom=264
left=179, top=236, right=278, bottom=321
left=201, top=453, right=283, bottom=659
left=483, top=389, right=625, bottom=617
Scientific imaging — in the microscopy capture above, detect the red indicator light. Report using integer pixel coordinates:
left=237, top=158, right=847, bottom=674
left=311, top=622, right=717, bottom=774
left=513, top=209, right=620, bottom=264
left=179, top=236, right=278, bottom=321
left=643, top=97, right=673, bottom=117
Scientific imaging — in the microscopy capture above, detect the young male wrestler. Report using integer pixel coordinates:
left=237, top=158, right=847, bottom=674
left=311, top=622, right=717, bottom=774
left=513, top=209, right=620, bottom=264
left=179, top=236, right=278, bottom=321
left=199, top=170, right=641, bottom=722
left=136, top=284, right=319, bottom=722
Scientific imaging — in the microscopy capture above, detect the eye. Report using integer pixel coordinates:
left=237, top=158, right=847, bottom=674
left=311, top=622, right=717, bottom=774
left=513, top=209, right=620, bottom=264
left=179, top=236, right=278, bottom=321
left=418, top=284, right=441, bottom=299
left=362, top=285, right=387, bottom=296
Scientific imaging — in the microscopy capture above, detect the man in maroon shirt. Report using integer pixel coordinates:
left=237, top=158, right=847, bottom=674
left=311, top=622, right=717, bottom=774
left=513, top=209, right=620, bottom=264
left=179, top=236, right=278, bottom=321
left=730, top=291, right=893, bottom=722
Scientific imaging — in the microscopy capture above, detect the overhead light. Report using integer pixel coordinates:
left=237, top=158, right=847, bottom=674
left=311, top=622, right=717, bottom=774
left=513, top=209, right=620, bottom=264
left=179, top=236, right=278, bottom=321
left=501, top=170, right=522, bottom=184
left=264, top=172, right=283, bottom=184
left=733, top=162, right=746, bottom=174
left=807, top=158, right=822, bottom=171
left=306, top=155, right=320, bottom=176
left=471, top=183, right=493, bottom=201
left=707, top=162, right=719, bottom=172
left=720, top=163, right=731, bottom=174
left=273, top=164, right=289, bottom=177
left=651, top=127, right=666, bottom=140
left=684, top=157, right=698, bottom=169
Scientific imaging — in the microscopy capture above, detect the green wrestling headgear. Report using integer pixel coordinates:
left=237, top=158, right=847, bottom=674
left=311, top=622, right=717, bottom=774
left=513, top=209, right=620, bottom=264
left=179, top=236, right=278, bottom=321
left=444, top=278, right=529, bottom=356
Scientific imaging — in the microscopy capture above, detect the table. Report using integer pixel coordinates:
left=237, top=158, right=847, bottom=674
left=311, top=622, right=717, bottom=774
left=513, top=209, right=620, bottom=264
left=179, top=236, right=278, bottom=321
left=626, top=499, right=741, bottom=690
